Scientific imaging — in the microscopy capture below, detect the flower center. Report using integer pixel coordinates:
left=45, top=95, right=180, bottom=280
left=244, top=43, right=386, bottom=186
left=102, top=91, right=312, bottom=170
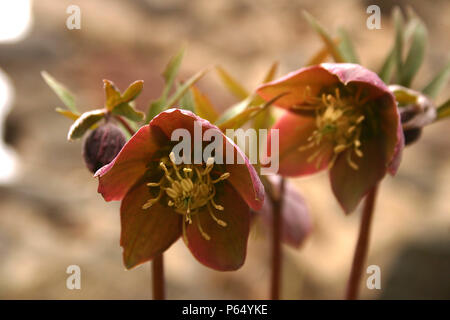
left=295, top=87, right=366, bottom=170
left=142, top=152, right=230, bottom=243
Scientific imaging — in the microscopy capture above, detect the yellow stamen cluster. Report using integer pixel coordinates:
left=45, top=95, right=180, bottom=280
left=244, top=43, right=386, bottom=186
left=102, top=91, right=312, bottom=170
left=143, top=152, right=230, bottom=243
left=295, top=87, right=366, bottom=170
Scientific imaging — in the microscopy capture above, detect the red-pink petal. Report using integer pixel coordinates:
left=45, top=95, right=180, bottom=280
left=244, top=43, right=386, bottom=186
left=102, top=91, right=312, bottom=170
left=257, top=65, right=337, bottom=109
left=95, top=125, right=161, bottom=201
left=270, top=111, right=333, bottom=176
left=150, top=108, right=264, bottom=211
left=185, top=183, right=250, bottom=271
left=120, top=182, right=182, bottom=269
left=329, top=139, right=386, bottom=214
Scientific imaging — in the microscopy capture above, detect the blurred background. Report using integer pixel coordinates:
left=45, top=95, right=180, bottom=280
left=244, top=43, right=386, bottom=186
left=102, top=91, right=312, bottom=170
left=0, top=0, right=449, bottom=299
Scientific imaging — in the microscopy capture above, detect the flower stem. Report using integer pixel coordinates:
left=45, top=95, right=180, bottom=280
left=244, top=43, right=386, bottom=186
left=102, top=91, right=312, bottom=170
left=270, top=178, right=285, bottom=300
left=152, top=254, right=165, bottom=300
left=114, top=115, right=136, bottom=136
left=345, top=185, right=378, bottom=300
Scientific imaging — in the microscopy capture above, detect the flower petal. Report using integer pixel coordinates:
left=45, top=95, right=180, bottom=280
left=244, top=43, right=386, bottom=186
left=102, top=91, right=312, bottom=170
left=151, top=108, right=264, bottom=210
left=329, top=139, right=386, bottom=214
left=258, top=176, right=312, bottom=248
left=95, top=125, right=161, bottom=201
left=185, top=183, right=250, bottom=271
left=120, top=182, right=182, bottom=269
left=271, top=111, right=333, bottom=176
left=257, top=65, right=337, bottom=109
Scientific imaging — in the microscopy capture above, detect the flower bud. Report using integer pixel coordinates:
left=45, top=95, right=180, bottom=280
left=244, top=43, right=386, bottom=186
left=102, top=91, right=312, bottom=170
left=82, top=122, right=126, bottom=173
left=389, top=85, right=437, bottom=146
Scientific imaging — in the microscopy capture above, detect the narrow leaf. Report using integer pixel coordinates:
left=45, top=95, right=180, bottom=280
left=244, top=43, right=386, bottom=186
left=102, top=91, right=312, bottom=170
left=41, top=71, right=77, bottom=112
left=55, top=107, right=80, bottom=121
left=67, top=109, right=106, bottom=140
left=146, top=98, right=165, bottom=123
left=217, top=93, right=286, bottom=130
left=378, top=49, right=396, bottom=83
left=422, top=60, right=450, bottom=99
left=216, top=66, right=249, bottom=100
left=437, top=98, right=450, bottom=120
left=177, top=83, right=196, bottom=113
left=337, top=28, right=359, bottom=63
left=399, top=21, right=427, bottom=87
left=161, top=47, right=185, bottom=101
left=393, top=7, right=405, bottom=82
left=191, top=86, right=219, bottom=122
left=165, top=69, right=207, bottom=108
left=262, top=62, right=279, bottom=83
left=303, top=11, right=345, bottom=63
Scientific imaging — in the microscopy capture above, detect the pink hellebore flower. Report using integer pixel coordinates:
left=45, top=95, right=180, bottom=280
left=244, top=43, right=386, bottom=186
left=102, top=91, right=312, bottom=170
left=257, top=63, right=404, bottom=213
left=95, top=108, right=264, bottom=271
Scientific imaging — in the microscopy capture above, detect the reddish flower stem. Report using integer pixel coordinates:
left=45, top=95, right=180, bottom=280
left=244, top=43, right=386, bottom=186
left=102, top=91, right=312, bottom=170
left=114, top=115, right=136, bottom=136
left=345, top=185, right=378, bottom=300
left=152, top=254, right=165, bottom=300
left=270, top=178, right=285, bottom=300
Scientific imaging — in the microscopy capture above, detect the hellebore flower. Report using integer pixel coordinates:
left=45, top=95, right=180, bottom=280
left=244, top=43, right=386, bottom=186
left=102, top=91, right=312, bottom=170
left=257, top=63, right=404, bottom=213
left=255, top=175, right=312, bottom=248
left=95, top=108, right=264, bottom=271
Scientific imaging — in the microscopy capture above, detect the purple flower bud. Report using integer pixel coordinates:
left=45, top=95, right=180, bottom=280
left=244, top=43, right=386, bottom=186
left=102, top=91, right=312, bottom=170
left=82, top=122, right=126, bottom=173
left=389, top=85, right=437, bottom=146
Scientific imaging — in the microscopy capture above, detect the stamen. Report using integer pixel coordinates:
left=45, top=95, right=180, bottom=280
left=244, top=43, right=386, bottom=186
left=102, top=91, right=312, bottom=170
left=208, top=204, right=227, bottom=227
left=196, top=216, right=211, bottom=241
left=182, top=218, right=188, bottom=245
left=346, top=151, right=359, bottom=170
left=212, top=172, right=230, bottom=184
left=142, top=189, right=163, bottom=210
left=297, top=86, right=366, bottom=171
left=144, top=155, right=229, bottom=241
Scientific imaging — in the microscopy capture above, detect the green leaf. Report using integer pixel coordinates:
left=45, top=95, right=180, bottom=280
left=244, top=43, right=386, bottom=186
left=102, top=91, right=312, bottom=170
left=262, top=62, right=279, bottom=83
left=216, top=66, right=249, bottom=100
left=146, top=98, right=165, bottom=122
left=253, top=107, right=275, bottom=132
left=303, top=11, right=345, bottom=63
left=103, top=80, right=122, bottom=111
left=306, top=41, right=335, bottom=66
left=393, top=7, right=405, bottom=83
left=165, top=69, right=207, bottom=109
left=337, top=28, right=359, bottom=63
left=41, top=71, right=77, bottom=112
left=215, top=97, right=252, bottom=126
left=55, top=107, right=80, bottom=121
left=191, top=86, right=219, bottom=122
left=67, top=109, right=106, bottom=140
left=122, top=80, right=144, bottom=103
left=422, top=60, right=450, bottom=99
left=217, top=93, right=286, bottom=131
left=177, top=83, right=196, bottom=113
left=111, top=103, right=144, bottom=122
left=437, top=98, right=450, bottom=120
left=378, top=49, right=396, bottom=83
left=399, top=21, right=427, bottom=87
left=161, top=47, right=185, bottom=101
